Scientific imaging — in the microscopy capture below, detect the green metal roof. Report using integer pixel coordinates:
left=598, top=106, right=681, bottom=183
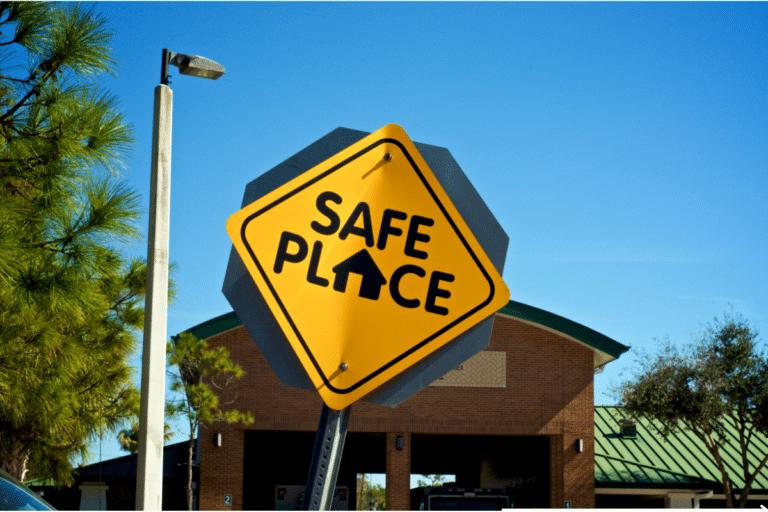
left=496, top=300, right=629, bottom=368
left=595, top=406, right=768, bottom=491
left=181, top=301, right=629, bottom=370
left=596, top=455, right=715, bottom=487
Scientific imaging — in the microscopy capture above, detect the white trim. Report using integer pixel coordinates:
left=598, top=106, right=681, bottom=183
left=79, top=482, right=109, bottom=511
left=704, top=494, right=768, bottom=500
left=596, top=489, right=768, bottom=501
left=596, top=488, right=689, bottom=496
left=597, top=489, right=719, bottom=509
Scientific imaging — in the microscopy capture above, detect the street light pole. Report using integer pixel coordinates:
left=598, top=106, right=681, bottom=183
left=136, top=49, right=224, bottom=511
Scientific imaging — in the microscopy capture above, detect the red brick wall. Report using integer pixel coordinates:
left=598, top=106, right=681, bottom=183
left=201, top=423, right=246, bottom=510
left=199, top=313, right=595, bottom=509
left=385, top=432, right=411, bottom=510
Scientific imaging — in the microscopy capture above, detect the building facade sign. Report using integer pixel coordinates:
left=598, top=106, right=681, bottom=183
left=429, top=351, right=506, bottom=388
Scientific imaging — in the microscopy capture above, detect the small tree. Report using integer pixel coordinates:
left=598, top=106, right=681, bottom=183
left=416, top=474, right=447, bottom=487
left=166, top=332, right=254, bottom=511
left=0, top=2, right=148, bottom=485
left=356, top=474, right=385, bottom=511
left=617, top=311, right=768, bottom=507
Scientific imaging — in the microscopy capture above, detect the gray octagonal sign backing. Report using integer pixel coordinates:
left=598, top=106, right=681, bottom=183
left=222, top=127, right=509, bottom=407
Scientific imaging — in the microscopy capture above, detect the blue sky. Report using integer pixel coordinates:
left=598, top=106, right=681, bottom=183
left=77, top=2, right=767, bottom=468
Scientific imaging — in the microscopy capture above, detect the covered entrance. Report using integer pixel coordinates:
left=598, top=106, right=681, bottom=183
left=242, top=431, right=386, bottom=510
left=241, top=431, right=550, bottom=510
left=411, top=435, right=550, bottom=508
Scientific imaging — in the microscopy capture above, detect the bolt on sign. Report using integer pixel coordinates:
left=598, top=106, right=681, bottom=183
left=224, top=125, right=510, bottom=410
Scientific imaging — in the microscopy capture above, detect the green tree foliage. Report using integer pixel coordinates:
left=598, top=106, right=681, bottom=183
left=0, top=2, right=148, bottom=485
left=416, top=474, right=447, bottom=488
left=356, top=474, right=385, bottom=511
left=617, top=311, right=768, bottom=508
left=116, top=420, right=172, bottom=454
left=166, top=332, right=254, bottom=511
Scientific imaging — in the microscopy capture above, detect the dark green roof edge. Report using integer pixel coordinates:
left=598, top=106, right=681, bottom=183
left=497, top=300, right=630, bottom=360
left=181, top=310, right=242, bottom=340
left=595, top=454, right=718, bottom=486
left=179, top=301, right=629, bottom=361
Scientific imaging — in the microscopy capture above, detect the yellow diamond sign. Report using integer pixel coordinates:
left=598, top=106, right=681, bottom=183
left=226, top=124, right=509, bottom=410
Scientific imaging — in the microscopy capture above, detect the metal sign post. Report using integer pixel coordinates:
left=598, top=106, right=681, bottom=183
left=301, top=404, right=351, bottom=511
left=223, top=124, right=510, bottom=508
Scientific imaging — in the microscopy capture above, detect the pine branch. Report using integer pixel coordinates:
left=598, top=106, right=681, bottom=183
left=0, top=65, right=57, bottom=123
left=0, top=153, right=49, bottom=163
left=4, top=118, right=63, bottom=139
left=0, top=73, right=32, bottom=82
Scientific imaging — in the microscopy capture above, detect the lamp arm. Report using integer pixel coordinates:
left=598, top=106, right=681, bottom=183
left=161, top=49, right=171, bottom=85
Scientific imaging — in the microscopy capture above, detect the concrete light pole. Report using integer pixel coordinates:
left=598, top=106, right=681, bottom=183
left=136, top=49, right=225, bottom=511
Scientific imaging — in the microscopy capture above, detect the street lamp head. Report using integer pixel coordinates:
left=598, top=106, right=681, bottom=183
left=173, top=54, right=225, bottom=80
left=161, top=49, right=225, bottom=85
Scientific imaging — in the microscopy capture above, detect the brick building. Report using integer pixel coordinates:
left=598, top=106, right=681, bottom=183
left=185, top=299, right=628, bottom=510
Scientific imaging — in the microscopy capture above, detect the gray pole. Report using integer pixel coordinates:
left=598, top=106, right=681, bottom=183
left=302, top=404, right=351, bottom=511
left=136, top=83, right=173, bottom=511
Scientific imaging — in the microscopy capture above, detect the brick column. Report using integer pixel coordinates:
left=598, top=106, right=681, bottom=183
left=200, top=425, right=245, bottom=510
left=385, top=432, right=410, bottom=511
left=549, top=434, right=563, bottom=508
left=562, top=433, right=594, bottom=508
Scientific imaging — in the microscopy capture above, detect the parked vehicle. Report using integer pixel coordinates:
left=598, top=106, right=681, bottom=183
left=411, top=486, right=511, bottom=510
left=0, top=470, right=56, bottom=511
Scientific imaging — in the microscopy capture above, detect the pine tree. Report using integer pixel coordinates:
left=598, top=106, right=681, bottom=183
left=166, top=332, right=254, bottom=511
left=0, top=2, right=148, bottom=485
left=116, top=420, right=172, bottom=454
